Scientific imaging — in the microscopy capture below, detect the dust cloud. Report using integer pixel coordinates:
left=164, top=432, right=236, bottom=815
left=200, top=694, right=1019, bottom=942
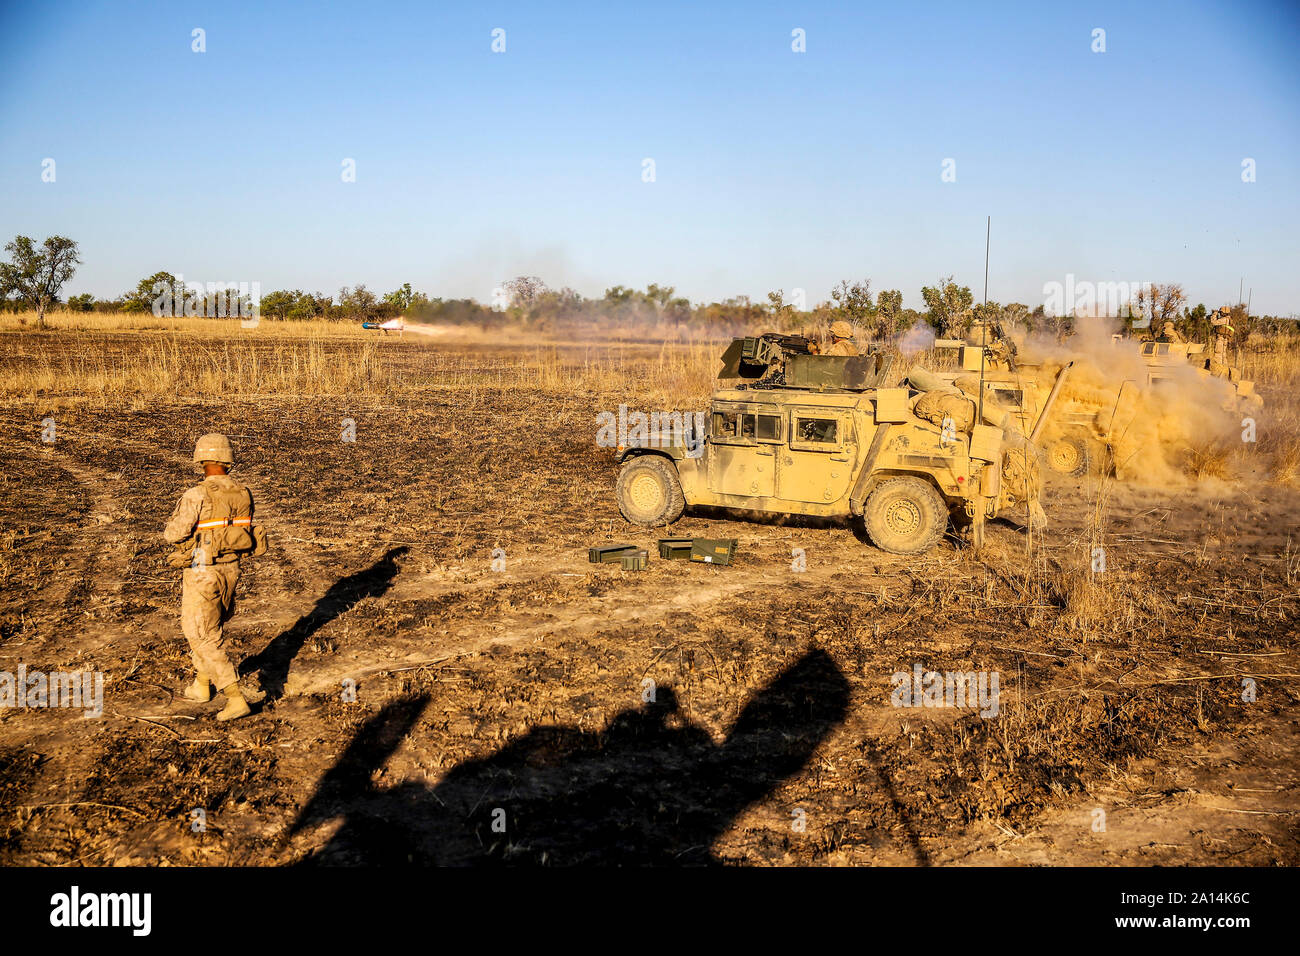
left=1014, top=316, right=1244, bottom=487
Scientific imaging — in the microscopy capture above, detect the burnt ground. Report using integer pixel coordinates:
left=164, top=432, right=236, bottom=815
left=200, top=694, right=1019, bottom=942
left=1, top=333, right=1298, bottom=866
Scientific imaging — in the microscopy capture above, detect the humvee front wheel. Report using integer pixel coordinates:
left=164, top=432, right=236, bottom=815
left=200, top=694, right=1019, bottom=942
left=861, top=477, right=947, bottom=555
left=616, top=455, right=686, bottom=527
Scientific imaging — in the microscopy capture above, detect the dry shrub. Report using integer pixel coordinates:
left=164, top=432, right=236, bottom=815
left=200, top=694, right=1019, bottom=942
left=1272, top=434, right=1300, bottom=486
left=0, top=310, right=370, bottom=338
left=0, top=334, right=389, bottom=404
left=1048, top=567, right=1132, bottom=635
left=1260, top=406, right=1300, bottom=487
left=1184, top=438, right=1235, bottom=480
left=922, top=680, right=1244, bottom=824
left=1239, top=335, right=1300, bottom=387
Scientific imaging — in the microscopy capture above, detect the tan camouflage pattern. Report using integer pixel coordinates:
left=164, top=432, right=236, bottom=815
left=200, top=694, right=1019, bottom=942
left=180, top=563, right=241, bottom=690
left=164, top=476, right=253, bottom=563
left=1157, top=321, right=1184, bottom=343
left=192, top=432, right=235, bottom=466
left=165, top=474, right=254, bottom=692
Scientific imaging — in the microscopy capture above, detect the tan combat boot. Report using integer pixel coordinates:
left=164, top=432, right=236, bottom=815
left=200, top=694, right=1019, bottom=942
left=216, top=684, right=252, bottom=722
left=183, top=673, right=213, bottom=703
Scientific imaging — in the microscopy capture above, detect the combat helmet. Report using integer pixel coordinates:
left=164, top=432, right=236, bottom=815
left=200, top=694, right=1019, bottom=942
left=193, top=433, right=235, bottom=467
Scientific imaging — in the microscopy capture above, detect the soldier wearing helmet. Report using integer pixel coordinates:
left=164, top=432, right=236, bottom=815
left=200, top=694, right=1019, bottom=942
left=823, top=320, right=859, bottom=356
left=163, top=433, right=267, bottom=721
left=1210, top=307, right=1234, bottom=367
left=1156, top=320, right=1184, bottom=344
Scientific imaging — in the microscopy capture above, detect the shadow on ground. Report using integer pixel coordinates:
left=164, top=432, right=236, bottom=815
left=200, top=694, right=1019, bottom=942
left=242, top=546, right=407, bottom=699
left=285, top=648, right=851, bottom=865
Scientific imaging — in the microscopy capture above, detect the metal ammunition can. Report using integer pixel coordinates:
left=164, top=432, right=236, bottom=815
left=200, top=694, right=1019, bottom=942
left=689, top=538, right=738, bottom=566
left=657, top=537, right=694, bottom=560
left=589, top=544, right=639, bottom=563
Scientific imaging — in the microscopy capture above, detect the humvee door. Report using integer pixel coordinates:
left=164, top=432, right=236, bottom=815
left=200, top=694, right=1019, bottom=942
left=706, top=404, right=782, bottom=497
left=778, top=407, right=857, bottom=504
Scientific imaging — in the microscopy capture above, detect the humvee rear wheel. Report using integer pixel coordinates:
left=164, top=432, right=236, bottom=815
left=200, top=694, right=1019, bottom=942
left=861, top=477, right=947, bottom=555
left=616, top=455, right=686, bottom=527
left=1043, top=433, right=1090, bottom=477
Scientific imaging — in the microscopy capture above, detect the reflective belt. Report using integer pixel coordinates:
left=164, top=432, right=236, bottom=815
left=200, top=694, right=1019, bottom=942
left=196, top=517, right=252, bottom=530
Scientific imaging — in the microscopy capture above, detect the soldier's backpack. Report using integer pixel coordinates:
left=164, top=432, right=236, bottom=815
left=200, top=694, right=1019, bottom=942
left=167, top=480, right=269, bottom=568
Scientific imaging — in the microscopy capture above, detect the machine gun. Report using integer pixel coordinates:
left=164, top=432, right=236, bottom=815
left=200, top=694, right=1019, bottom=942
left=718, top=333, right=813, bottom=380
left=718, top=331, right=890, bottom=390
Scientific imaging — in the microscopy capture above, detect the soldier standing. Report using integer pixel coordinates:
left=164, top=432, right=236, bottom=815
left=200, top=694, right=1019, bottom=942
left=163, top=433, right=265, bottom=721
left=824, top=320, right=859, bottom=356
left=1210, top=308, right=1234, bottom=367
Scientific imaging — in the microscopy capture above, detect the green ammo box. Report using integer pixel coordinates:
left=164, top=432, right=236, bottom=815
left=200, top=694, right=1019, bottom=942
left=689, top=538, right=738, bottom=566
left=589, top=544, right=639, bottom=564
left=657, top=537, right=694, bottom=560
left=620, top=550, right=648, bottom=571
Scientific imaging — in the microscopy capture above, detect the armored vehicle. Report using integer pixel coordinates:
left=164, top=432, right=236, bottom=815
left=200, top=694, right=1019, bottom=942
left=613, top=333, right=1048, bottom=555
left=1137, top=340, right=1262, bottom=410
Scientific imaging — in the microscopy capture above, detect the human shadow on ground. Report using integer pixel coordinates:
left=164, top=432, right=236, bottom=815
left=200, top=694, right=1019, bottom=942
left=242, top=546, right=407, bottom=700
left=286, top=647, right=852, bottom=865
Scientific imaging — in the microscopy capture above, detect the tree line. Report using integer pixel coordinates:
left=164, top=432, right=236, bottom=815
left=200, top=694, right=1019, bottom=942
left=3, top=233, right=1295, bottom=343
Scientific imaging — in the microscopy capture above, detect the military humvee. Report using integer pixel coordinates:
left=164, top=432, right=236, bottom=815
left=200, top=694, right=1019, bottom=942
left=613, top=333, right=1044, bottom=555
left=1137, top=340, right=1262, bottom=410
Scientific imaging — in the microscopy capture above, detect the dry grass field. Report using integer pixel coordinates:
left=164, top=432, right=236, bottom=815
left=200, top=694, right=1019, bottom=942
left=1, top=312, right=1298, bottom=866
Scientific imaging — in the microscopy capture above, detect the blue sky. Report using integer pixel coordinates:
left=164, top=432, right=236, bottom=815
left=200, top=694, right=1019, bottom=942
left=2, top=0, right=1297, bottom=313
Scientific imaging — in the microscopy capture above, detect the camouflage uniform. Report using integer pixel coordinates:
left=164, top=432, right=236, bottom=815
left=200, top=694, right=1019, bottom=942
left=164, top=433, right=264, bottom=720
left=825, top=320, right=859, bottom=356
left=1210, top=308, right=1233, bottom=367
left=1156, top=321, right=1184, bottom=344
left=164, top=476, right=250, bottom=691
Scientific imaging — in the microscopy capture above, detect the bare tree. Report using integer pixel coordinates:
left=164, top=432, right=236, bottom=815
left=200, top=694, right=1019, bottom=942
left=0, top=235, right=81, bottom=330
left=1134, top=283, right=1187, bottom=332
left=504, top=276, right=547, bottom=310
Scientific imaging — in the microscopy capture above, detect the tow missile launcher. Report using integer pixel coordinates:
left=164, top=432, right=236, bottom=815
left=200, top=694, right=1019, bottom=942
left=927, top=336, right=1108, bottom=477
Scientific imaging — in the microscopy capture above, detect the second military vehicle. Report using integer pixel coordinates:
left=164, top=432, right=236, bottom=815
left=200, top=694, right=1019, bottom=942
left=927, top=329, right=1109, bottom=477
left=1137, top=339, right=1263, bottom=411
left=613, top=333, right=1052, bottom=555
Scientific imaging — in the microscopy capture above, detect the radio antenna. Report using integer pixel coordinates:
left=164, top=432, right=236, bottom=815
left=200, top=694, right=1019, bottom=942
left=977, top=216, right=990, bottom=422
